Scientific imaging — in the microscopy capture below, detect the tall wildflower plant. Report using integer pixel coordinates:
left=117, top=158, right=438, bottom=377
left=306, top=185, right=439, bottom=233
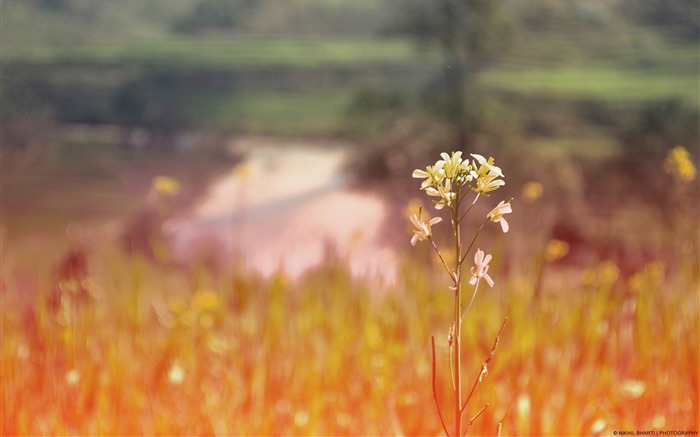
left=410, top=152, right=512, bottom=436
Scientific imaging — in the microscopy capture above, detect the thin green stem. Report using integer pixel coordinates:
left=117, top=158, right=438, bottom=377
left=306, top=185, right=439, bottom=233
left=452, top=186, right=463, bottom=437
left=460, top=279, right=480, bottom=325
left=458, top=219, right=488, bottom=267
left=449, top=325, right=456, bottom=392
left=458, top=185, right=473, bottom=204
left=461, top=318, right=508, bottom=412
left=431, top=336, right=450, bottom=437
left=458, top=193, right=479, bottom=222
left=430, top=237, right=454, bottom=279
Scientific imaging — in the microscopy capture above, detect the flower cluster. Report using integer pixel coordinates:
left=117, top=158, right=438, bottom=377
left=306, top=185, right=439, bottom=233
left=412, top=152, right=511, bottom=237
left=410, top=151, right=513, bottom=286
left=413, top=152, right=506, bottom=211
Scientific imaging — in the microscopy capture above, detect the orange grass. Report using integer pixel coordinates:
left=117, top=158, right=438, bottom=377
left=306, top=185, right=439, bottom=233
left=1, top=243, right=697, bottom=436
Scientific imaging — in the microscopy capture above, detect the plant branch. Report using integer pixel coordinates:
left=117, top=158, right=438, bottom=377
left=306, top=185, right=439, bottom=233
left=463, top=403, right=489, bottom=437
left=460, top=279, right=480, bottom=325
left=458, top=219, right=488, bottom=267
left=430, top=237, right=454, bottom=280
left=458, top=194, right=478, bottom=222
left=449, top=326, right=456, bottom=392
left=461, top=318, right=508, bottom=412
left=432, top=336, right=450, bottom=437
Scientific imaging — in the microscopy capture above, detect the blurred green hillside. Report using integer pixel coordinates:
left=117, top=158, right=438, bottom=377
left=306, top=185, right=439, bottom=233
left=2, top=0, right=697, bottom=140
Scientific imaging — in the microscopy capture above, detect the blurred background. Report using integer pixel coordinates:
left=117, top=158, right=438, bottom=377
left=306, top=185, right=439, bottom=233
left=1, top=0, right=698, bottom=435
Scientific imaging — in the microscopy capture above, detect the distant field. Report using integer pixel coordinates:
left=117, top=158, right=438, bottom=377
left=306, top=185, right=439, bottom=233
left=3, top=37, right=433, bottom=71
left=184, top=89, right=354, bottom=135
left=3, top=25, right=698, bottom=137
left=482, top=66, right=699, bottom=105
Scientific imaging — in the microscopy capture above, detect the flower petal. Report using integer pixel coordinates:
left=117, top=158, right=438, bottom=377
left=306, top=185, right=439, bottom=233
left=412, top=169, right=429, bottom=178
left=471, top=154, right=486, bottom=164
left=499, top=218, right=509, bottom=233
left=428, top=217, right=443, bottom=226
left=474, top=249, right=484, bottom=265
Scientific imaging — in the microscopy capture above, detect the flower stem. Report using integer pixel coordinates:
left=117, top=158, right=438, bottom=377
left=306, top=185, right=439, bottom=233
left=432, top=336, right=449, bottom=437
left=430, top=237, right=454, bottom=279
left=458, top=193, right=478, bottom=222
left=461, top=318, right=508, bottom=412
left=461, top=279, right=480, bottom=325
left=458, top=219, right=488, bottom=267
left=452, top=187, right=463, bottom=437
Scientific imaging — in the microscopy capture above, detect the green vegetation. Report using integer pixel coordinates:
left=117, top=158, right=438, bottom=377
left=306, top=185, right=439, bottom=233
left=482, top=66, right=699, bottom=104
left=3, top=37, right=431, bottom=71
left=2, top=0, right=697, bottom=140
left=185, top=90, right=354, bottom=134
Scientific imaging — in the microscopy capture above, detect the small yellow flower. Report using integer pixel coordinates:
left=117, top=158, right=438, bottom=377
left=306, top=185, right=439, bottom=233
left=628, top=261, right=664, bottom=291
left=168, top=296, right=189, bottom=315
left=192, top=290, right=220, bottom=313
left=152, top=176, right=181, bottom=196
left=599, top=261, right=620, bottom=285
left=522, top=181, right=543, bottom=203
left=545, top=239, right=569, bottom=261
left=664, top=146, right=696, bottom=182
left=487, top=200, right=513, bottom=233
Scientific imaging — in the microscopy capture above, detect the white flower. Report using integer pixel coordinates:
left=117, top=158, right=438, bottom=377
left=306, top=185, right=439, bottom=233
left=470, top=154, right=505, bottom=195
left=487, top=200, right=512, bottom=233
left=425, top=178, right=455, bottom=210
left=471, top=154, right=503, bottom=178
left=469, top=249, right=494, bottom=287
left=412, top=161, right=446, bottom=189
left=437, top=151, right=464, bottom=179
left=410, top=214, right=442, bottom=246
left=475, top=174, right=505, bottom=195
